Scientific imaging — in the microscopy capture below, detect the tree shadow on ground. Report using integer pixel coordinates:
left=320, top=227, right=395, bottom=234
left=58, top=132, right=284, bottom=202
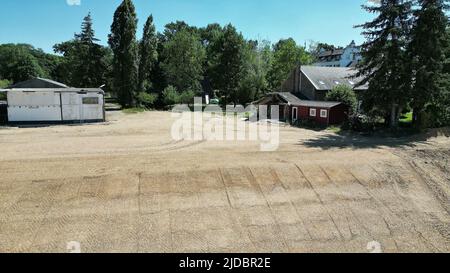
left=299, top=128, right=450, bottom=150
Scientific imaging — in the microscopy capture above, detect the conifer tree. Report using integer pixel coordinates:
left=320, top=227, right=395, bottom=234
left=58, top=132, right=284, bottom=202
left=138, top=15, right=158, bottom=92
left=108, top=0, right=139, bottom=107
left=408, top=0, right=449, bottom=128
left=75, top=12, right=99, bottom=44
left=357, top=0, right=413, bottom=128
left=54, top=12, right=110, bottom=88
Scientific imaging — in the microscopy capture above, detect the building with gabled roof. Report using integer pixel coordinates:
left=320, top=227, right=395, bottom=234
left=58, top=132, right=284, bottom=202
left=0, top=78, right=105, bottom=124
left=280, top=65, right=368, bottom=101
left=8, top=77, right=70, bottom=89
left=313, top=40, right=362, bottom=68
left=253, top=92, right=348, bottom=126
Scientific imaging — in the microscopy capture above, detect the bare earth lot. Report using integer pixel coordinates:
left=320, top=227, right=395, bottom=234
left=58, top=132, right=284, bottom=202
left=0, top=111, right=449, bottom=253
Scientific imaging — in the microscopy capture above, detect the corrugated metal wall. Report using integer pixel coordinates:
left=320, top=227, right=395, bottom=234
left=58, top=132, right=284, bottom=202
left=7, top=92, right=62, bottom=122
left=7, top=91, right=104, bottom=122
left=61, top=92, right=104, bottom=121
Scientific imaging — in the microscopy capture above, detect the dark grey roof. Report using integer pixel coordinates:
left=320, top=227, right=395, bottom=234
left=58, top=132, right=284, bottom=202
left=301, top=66, right=368, bottom=91
left=8, top=78, right=69, bottom=89
left=294, top=100, right=342, bottom=108
left=318, top=49, right=344, bottom=58
left=1, top=88, right=104, bottom=93
left=277, top=92, right=304, bottom=105
left=256, top=92, right=342, bottom=109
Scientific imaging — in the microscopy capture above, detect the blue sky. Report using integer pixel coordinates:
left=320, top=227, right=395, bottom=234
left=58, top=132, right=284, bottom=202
left=0, top=0, right=373, bottom=53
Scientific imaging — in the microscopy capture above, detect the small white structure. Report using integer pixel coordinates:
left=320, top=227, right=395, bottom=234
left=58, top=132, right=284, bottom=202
left=0, top=78, right=105, bottom=123
left=313, top=40, right=362, bottom=68
left=2, top=89, right=105, bottom=123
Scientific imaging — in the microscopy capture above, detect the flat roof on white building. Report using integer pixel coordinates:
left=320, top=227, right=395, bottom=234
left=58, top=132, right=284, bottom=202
left=0, top=88, right=104, bottom=93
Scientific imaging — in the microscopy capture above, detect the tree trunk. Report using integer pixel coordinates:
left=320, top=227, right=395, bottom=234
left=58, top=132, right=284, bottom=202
left=396, top=106, right=403, bottom=127
left=412, top=107, right=423, bottom=130
left=412, top=108, right=418, bottom=125
left=390, top=103, right=398, bottom=129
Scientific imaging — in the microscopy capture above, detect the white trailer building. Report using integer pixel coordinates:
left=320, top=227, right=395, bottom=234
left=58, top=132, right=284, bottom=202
left=0, top=78, right=105, bottom=124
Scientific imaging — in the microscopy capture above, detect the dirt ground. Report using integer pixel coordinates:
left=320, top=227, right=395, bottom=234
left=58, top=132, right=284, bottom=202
left=0, top=111, right=449, bottom=253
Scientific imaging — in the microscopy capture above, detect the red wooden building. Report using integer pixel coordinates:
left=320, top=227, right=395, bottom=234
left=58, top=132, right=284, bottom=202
left=253, top=92, right=348, bottom=126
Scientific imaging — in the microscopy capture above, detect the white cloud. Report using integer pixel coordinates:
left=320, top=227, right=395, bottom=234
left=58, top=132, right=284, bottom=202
left=66, top=0, right=81, bottom=6
left=367, top=0, right=381, bottom=4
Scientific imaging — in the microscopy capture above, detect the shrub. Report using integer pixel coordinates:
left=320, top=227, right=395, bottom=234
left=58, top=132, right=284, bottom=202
left=137, top=92, right=157, bottom=108
left=326, top=84, right=357, bottom=112
left=162, top=85, right=179, bottom=106
left=343, top=115, right=376, bottom=133
left=293, top=118, right=326, bottom=129
left=0, top=79, right=11, bottom=89
left=123, top=107, right=146, bottom=114
left=421, top=102, right=450, bottom=128
left=162, top=85, right=196, bottom=105
left=179, top=90, right=195, bottom=104
left=0, top=79, right=10, bottom=100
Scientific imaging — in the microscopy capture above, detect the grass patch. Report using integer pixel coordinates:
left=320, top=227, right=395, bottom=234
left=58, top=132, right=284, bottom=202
left=400, top=112, right=413, bottom=123
left=122, top=107, right=146, bottom=114
left=327, top=125, right=342, bottom=134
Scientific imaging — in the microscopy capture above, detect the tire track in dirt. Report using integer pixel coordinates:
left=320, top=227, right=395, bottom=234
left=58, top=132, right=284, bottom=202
left=159, top=140, right=207, bottom=152
left=217, top=168, right=257, bottom=252
left=389, top=150, right=450, bottom=246
left=71, top=175, right=114, bottom=252
left=319, top=166, right=376, bottom=241
left=294, top=164, right=345, bottom=241
left=343, top=168, right=401, bottom=250
left=18, top=183, right=61, bottom=248
left=390, top=149, right=450, bottom=213
left=408, top=160, right=450, bottom=215
left=28, top=182, right=63, bottom=252
left=217, top=168, right=234, bottom=209
left=268, top=167, right=313, bottom=241
left=347, top=166, right=445, bottom=252
left=245, top=167, right=291, bottom=252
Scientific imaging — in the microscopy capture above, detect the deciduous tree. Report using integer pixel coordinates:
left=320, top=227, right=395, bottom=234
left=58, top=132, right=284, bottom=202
left=209, top=24, right=246, bottom=105
left=0, top=44, right=45, bottom=83
left=238, top=40, right=272, bottom=104
left=161, top=29, right=205, bottom=93
left=326, top=84, right=358, bottom=113
left=267, top=38, right=312, bottom=91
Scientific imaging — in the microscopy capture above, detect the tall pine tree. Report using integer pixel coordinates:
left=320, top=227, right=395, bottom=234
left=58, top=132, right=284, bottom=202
left=108, top=0, right=138, bottom=107
left=54, top=12, right=110, bottom=88
left=444, top=28, right=450, bottom=75
left=408, top=0, right=449, bottom=128
left=357, top=0, right=413, bottom=128
left=138, top=15, right=158, bottom=92
left=75, top=13, right=99, bottom=44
